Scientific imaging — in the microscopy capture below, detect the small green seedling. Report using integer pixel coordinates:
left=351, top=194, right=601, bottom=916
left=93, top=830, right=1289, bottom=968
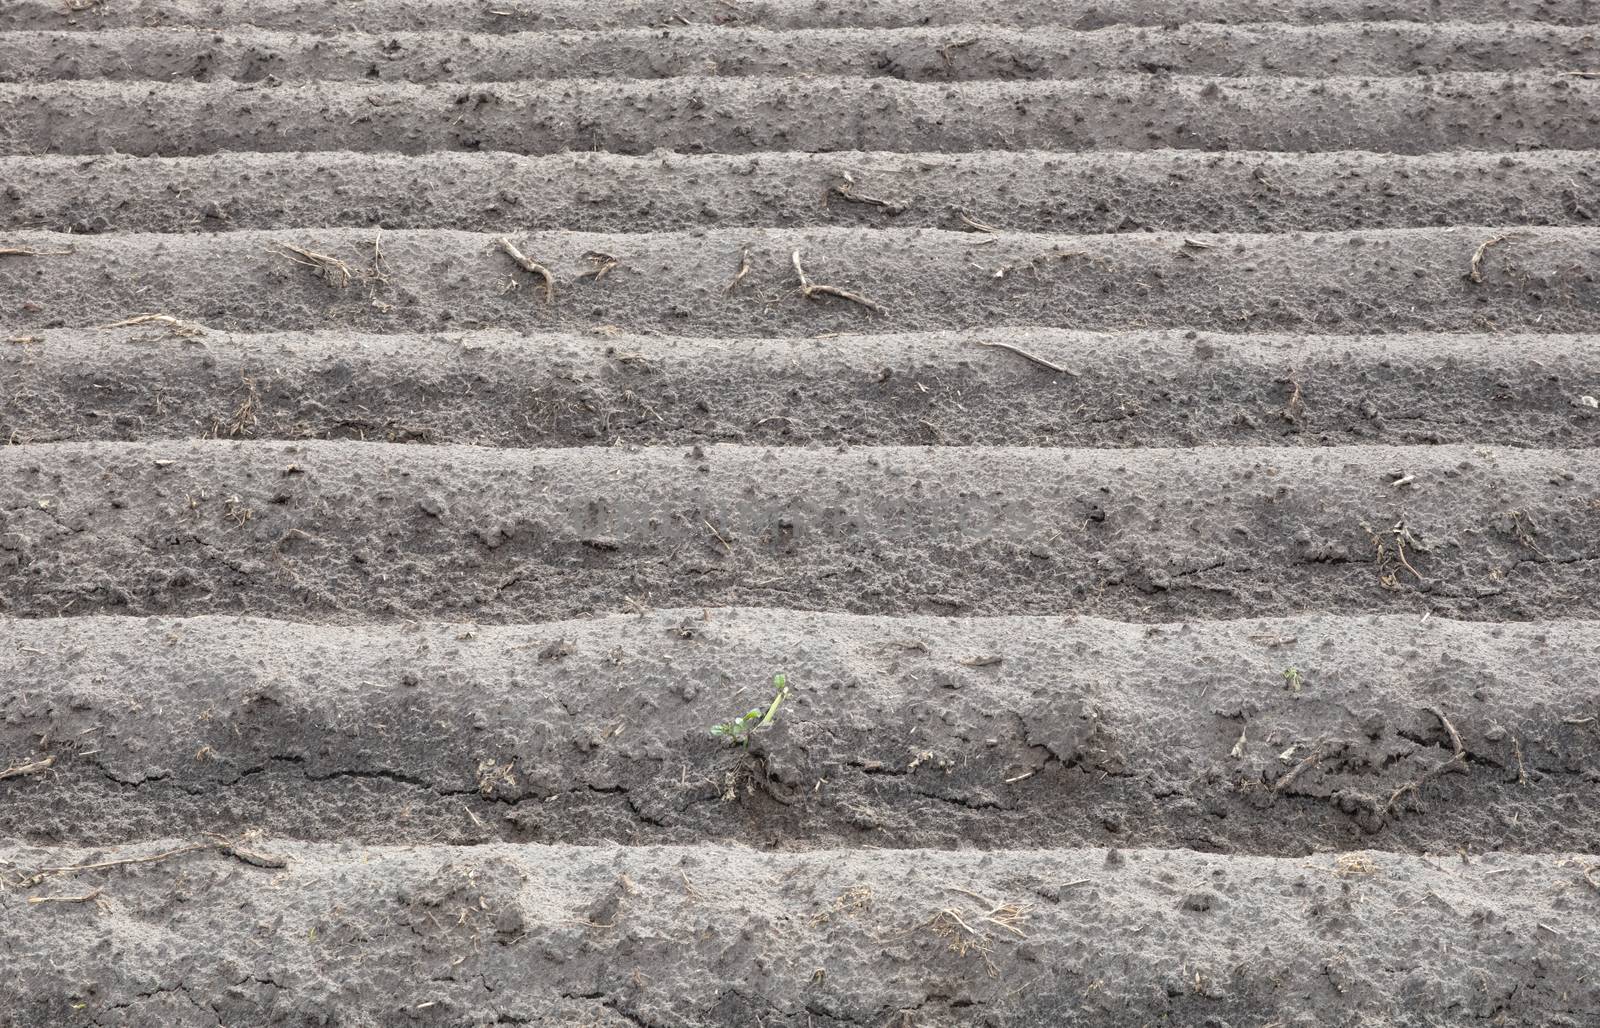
left=711, top=674, right=791, bottom=744
left=1283, top=667, right=1304, bottom=693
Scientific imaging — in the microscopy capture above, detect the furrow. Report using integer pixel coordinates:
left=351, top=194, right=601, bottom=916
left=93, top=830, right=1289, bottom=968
left=2, top=840, right=1596, bottom=1027
left=2, top=75, right=1597, bottom=157
left=1, top=440, right=1595, bottom=623
left=3, top=611, right=1596, bottom=852
left=4, top=0, right=1592, bottom=31
left=7, top=150, right=1600, bottom=234
left=2, top=227, right=1597, bottom=336
left=4, top=23, right=1597, bottom=83
left=6, top=329, right=1598, bottom=449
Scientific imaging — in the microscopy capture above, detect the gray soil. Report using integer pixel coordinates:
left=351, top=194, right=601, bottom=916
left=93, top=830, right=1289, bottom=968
left=6, top=75, right=1600, bottom=157
left=2, top=5, right=1598, bottom=1028
left=4, top=227, right=1599, bottom=337
left=2, top=440, right=1597, bottom=622
left=4, top=23, right=1597, bottom=83
left=3, top=612, right=1597, bottom=855
left=2, top=841, right=1596, bottom=1027
left=6, top=329, right=1598, bottom=449
left=5, top=151, right=1599, bottom=234
left=2, top=0, right=1593, bottom=31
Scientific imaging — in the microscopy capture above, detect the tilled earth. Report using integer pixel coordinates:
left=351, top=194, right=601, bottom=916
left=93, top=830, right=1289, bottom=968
left=1, top=3, right=1598, bottom=1028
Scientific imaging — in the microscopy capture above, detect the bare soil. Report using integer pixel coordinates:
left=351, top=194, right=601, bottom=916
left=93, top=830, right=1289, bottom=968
left=6, top=75, right=1600, bottom=157
left=1, top=7, right=1597, bottom=1028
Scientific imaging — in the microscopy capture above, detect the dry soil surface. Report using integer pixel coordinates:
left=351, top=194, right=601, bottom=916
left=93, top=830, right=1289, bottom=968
left=1, top=4, right=1598, bottom=1028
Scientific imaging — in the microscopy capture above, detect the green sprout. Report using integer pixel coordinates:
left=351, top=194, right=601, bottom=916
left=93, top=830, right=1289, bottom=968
left=1283, top=667, right=1304, bottom=693
left=710, top=674, right=791, bottom=744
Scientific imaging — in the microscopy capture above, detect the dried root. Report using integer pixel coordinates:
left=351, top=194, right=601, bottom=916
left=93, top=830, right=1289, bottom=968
left=497, top=236, right=555, bottom=305
left=973, top=339, right=1075, bottom=376
left=100, top=313, right=207, bottom=339
left=792, top=250, right=883, bottom=314
left=276, top=243, right=353, bottom=288
left=1468, top=234, right=1508, bottom=284
left=921, top=886, right=1031, bottom=977
left=580, top=251, right=620, bottom=282
left=0, top=246, right=73, bottom=257
left=0, top=754, right=55, bottom=781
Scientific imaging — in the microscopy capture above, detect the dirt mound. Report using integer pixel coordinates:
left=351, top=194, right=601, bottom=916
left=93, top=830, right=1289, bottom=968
left=6, top=150, right=1600, bottom=235
left=7, top=75, right=1600, bottom=157
left=1, top=7, right=1597, bottom=1027
left=8, top=328, right=1597, bottom=448
left=4, top=840, right=1597, bottom=1027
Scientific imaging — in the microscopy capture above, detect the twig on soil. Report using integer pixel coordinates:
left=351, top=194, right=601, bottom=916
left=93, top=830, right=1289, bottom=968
left=21, top=841, right=213, bottom=886
left=496, top=236, right=555, bottom=305
left=973, top=339, right=1076, bottom=376
left=724, top=246, right=751, bottom=295
left=0, top=246, right=74, bottom=257
left=0, top=754, right=55, bottom=781
left=20, top=832, right=285, bottom=886
left=580, top=251, right=620, bottom=282
left=1385, top=710, right=1467, bottom=815
left=1468, top=234, right=1508, bottom=284
left=938, top=37, right=978, bottom=67
left=1426, top=706, right=1466, bottom=760
left=27, top=887, right=104, bottom=905
left=1565, top=70, right=1600, bottom=78
left=702, top=519, right=733, bottom=553
left=213, top=834, right=289, bottom=869
left=832, top=175, right=906, bottom=213
left=100, top=313, right=207, bottom=339
left=792, top=251, right=883, bottom=313
left=1272, top=745, right=1322, bottom=794
left=276, top=244, right=353, bottom=288
left=957, top=208, right=998, bottom=234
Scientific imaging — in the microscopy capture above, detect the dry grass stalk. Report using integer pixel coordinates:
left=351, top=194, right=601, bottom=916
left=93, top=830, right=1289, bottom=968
left=0, top=754, right=55, bottom=781
left=581, top=251, right=620, bottom=282
left=496, top=236, right=555, bottom=305
left=724, top=246, right=752, bottom=295
left=1468, top=234, right=1508, bottom=284
left=923, top=887, right=1031, bottom=977
left=100, top=313, right=207, bottom=339
left=832, top=174, right=905, bottom=213
left=0, top=246, right=73, bottom=257
left=973, top=339, right=1076, bottom=376
left=18, top=830, right=281, bottom=887
left=957, top=208, right=998, bottom=234
left=792, top=250, right=883, bottom=313
left=276, top=244, right=353, bottom=288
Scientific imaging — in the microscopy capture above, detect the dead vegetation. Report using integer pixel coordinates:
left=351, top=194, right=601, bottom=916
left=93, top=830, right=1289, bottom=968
left=0, top=246, right=74, bottom=257
left=10, top=831, right=286, bottom=889
left=496, top=236, right=555, bottom=305
left=723, top=245, right=751, bottom=295
left=1386, top=708, right=1467, bottom=815
left=831, top=172, right=907, bottom=214
left=275, top=243, right=353, bottom=288
left=919, top=886, right=1031, bottom=976
left=0, top=754, right=55, bottom=781
left=973, top=339, right=1076, bottom=376
left=99, top=313, right=208, bottom=340
left=791, top=250, right=883, bottom=313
